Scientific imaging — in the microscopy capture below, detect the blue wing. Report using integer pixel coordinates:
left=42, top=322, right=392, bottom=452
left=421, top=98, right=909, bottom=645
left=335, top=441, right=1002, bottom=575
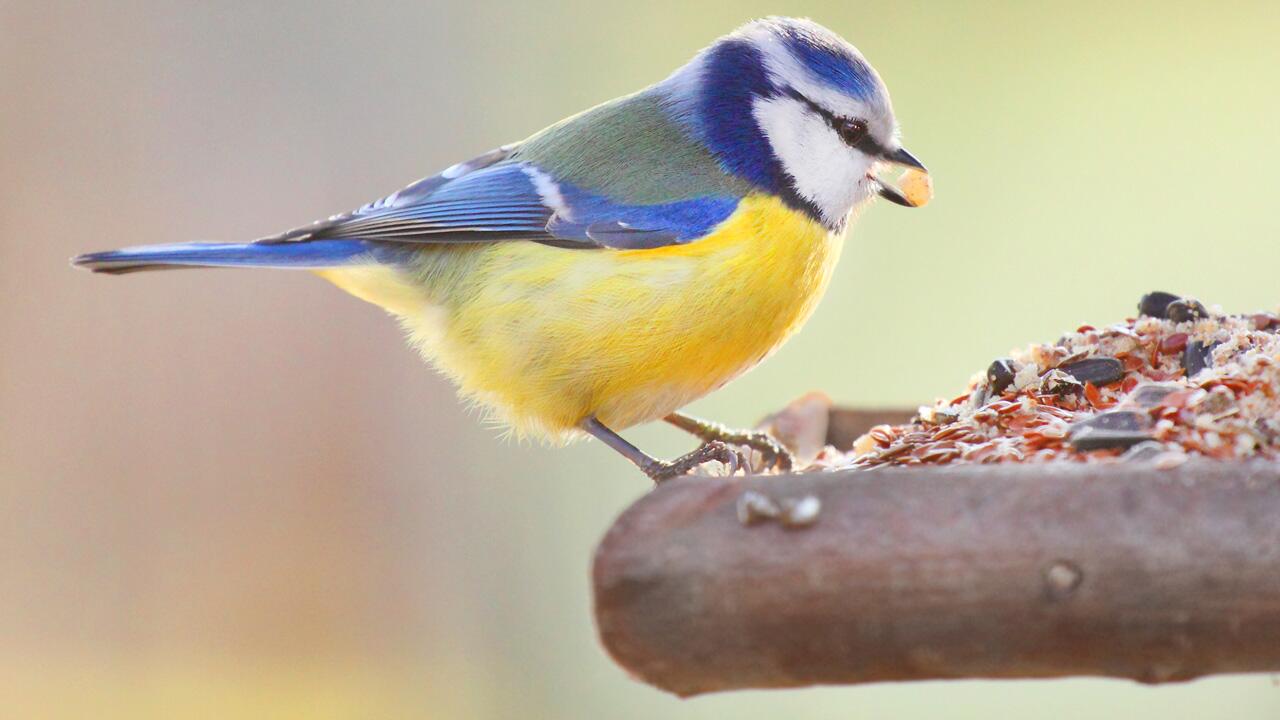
left=261, top=145, right=743, bottom=251
left=74, top=145, right=746, bottom=274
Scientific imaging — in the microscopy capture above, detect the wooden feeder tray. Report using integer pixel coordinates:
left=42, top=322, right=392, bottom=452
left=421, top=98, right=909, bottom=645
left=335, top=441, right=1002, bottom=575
left=591, top=408, right=1280, bottom=696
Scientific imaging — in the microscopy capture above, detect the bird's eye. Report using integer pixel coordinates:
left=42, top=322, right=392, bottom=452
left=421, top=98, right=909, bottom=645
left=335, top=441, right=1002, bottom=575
left=836, top=118, right=869, bottom=147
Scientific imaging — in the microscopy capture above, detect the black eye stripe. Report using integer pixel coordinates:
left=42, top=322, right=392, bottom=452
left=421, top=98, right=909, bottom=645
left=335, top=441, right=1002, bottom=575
left=780, top=87, right=886, bottom=156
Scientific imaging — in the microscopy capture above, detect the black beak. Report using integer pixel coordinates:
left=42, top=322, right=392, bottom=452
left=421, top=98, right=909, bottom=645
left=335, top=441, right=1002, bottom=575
left=874, top=145, right=928, bottom=206
left=875, top=179, right=915, bottom=207
left=884, top=146, right=927, bottom=172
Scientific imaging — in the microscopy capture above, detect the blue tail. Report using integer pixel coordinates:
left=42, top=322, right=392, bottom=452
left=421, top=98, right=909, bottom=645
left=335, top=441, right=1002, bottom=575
left=72, top=239, right=384, bottom=275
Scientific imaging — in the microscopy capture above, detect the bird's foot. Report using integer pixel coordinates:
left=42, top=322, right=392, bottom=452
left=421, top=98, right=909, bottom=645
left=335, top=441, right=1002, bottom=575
left=641, top=441, right=747, bottom=483
left=708, top=427, right=795, bottom=473
left=664, top=413, right=795, bottom=473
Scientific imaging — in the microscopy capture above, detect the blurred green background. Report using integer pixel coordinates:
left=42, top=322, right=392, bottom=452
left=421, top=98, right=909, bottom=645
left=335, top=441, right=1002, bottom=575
left=4, top=0, right=1280, bottom=717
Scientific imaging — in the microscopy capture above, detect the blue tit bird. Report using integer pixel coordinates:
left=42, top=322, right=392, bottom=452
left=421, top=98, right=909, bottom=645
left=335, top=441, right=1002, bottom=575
left=73, top=17, right=929, bottom=482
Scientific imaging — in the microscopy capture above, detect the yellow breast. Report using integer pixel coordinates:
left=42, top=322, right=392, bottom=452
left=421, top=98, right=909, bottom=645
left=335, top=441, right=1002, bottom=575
left=317, top=194, right=845, bottom=441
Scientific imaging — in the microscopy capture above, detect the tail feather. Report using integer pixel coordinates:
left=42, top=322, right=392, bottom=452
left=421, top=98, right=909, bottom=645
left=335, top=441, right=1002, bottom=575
left=72, top=239, right=382, bottom=275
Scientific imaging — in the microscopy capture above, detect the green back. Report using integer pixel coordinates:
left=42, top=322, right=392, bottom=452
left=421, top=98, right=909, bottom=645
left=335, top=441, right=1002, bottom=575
left=512, top=89, right=752, bottom=204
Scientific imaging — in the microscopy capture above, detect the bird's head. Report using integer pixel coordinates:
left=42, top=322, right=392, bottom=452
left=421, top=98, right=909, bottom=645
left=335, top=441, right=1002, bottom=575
left=662, top=17, right=926, bottom=230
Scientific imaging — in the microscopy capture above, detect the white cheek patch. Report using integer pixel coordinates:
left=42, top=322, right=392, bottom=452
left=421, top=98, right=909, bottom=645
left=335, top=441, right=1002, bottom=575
left=753, top=95, right=874, bottom=225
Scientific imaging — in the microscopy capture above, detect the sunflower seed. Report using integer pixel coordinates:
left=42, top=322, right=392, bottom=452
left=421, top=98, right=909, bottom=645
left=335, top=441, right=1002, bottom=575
left=1069, top=427, right=1154, bottom=451
left=1041, top=369, right=1082, bottom=395
left=1166, top=298, right=1208, bottom=323
left=1070, top=409, right=1150, bottom=434
left=987, top=358, right=1017, bottom=395
left=1138, top=291, right=1180, bottom=319
left=1182, top=340, right=1217, bottom=378
left=1128, top=382, right=1181, bottom=408
left=1060, top=357, right=1124, bottom=386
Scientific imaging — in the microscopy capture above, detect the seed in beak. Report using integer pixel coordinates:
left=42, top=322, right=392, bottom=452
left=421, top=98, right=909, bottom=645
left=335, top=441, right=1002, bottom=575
left=899, top=168, right=933, bottom=207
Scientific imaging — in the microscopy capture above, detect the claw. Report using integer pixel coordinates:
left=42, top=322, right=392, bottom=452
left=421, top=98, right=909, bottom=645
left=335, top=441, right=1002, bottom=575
left=644, top=441, right=739, bottom=483
left=663, top=412, right=797, bottom=474
left=740, top=430, right=794, bottom=473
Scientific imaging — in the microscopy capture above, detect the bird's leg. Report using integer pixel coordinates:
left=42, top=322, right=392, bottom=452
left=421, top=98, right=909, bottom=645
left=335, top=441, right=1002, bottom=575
left=580, top=416, right=743, bottom=484
left=663, top=411, right=794, bottom=472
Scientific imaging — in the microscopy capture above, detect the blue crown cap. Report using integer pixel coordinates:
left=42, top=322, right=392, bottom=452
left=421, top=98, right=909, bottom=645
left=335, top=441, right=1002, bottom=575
left=770, top=19, right=879, bottom=100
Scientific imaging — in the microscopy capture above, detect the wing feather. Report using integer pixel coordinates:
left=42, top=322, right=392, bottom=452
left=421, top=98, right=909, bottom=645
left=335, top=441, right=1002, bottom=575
left=256, top=142, right=743, bottom=251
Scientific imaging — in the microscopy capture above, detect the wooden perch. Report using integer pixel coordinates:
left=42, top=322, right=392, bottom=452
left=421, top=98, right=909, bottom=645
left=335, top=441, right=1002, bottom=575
left=592, top=459, right=1280, bottom=696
